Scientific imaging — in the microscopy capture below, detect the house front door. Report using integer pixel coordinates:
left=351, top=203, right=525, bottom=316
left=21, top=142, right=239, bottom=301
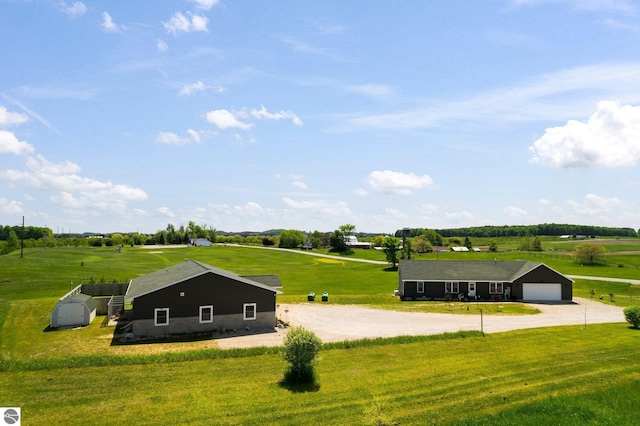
left=468, top=282, right=476, bottom=298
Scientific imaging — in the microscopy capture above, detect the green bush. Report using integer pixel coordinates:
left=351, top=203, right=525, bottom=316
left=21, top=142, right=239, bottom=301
left=282, top=327, right=322, bottom=384
left=623, top=306, right=640, bottom=329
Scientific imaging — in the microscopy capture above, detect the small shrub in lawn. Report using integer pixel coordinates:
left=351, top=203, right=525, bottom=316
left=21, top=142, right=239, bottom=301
left=282, top=326, right=322, bottom=385
left=623, top=306, right=640, bottom=329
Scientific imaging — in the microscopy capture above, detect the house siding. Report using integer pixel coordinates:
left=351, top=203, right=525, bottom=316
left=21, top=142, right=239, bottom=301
left=511, top=266, right=572, bottom=300
left=129, top=269, right=277, bottom=337
left=133, top=311, right=275, bottom=337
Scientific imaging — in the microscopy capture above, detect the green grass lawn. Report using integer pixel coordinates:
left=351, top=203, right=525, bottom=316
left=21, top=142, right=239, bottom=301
left=1, top=245, right=640, bottom=425
left=1, top=324, right=639, bottom=425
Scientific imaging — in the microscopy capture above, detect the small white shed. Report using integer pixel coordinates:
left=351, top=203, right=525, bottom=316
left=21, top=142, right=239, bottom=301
left=50, top=293, right=96, bottom=328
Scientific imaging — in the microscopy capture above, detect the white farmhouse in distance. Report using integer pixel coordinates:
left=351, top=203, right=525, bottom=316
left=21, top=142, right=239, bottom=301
left=345, top=235, right=372, bottom=249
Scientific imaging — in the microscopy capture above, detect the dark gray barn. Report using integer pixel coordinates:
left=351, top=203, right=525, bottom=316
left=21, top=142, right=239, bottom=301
left=125, top=260, right=282, bottom=337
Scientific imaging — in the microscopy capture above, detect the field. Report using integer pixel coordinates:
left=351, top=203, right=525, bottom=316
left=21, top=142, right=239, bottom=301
left=1, top=244, right=640, bottom=425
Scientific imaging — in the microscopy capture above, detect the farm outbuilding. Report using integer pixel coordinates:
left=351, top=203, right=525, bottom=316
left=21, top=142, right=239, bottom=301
left=124, top=259, right=282, bottom=338
left=50, top=293, right=97, bottom=328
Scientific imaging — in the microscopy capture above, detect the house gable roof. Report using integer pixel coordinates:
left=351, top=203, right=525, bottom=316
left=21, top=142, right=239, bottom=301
left=398, top=259, right=563, bottom=283
left=125, top=259, right=282, bottom=301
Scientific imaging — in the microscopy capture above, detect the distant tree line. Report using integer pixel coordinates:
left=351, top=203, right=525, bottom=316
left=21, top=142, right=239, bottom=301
left=398, top=224, right=638, bottom=238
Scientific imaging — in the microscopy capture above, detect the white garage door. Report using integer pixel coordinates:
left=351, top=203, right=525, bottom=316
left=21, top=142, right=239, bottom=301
left=58, top=303, right=84, bottom=326
left=523, top=283, right=562, bottom=301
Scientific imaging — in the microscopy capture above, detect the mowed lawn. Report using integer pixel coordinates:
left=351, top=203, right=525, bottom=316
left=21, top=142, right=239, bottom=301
left=1, top=245, right=640, bottom=424
left=1, top=325, right=639, bottom=425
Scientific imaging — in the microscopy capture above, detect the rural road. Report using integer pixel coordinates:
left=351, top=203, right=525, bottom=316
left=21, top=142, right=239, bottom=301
left=214, top=297, right=625, bottom=349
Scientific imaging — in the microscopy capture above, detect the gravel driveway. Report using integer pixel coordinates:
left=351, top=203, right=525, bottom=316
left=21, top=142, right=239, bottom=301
left=214, top=297, right=625, bottom=349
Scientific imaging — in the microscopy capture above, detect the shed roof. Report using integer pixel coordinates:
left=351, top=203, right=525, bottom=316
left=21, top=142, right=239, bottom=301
left=62, top=293, right=97, bottom=311
left=125, top=259, right=282, bottom=301
left=398, top=260, right=552, bottom=282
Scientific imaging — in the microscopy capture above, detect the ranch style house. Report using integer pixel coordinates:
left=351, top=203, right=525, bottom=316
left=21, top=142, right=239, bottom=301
left=124, top=260, right=282, bottom=338
left=397, top=260, right=573, bottom=302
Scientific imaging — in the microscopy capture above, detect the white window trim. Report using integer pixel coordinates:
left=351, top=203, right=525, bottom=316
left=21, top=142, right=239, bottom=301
left=417, top=281, right=424, bottom=293
left=489, top=282, right=504, bottom=294
left=445, top=281, right=459, bottom=293
left=199, top=305, right=213, bottom=324
left=154, top=307, right=169, bottom=326
left=243, top=303, right=257, bottom=321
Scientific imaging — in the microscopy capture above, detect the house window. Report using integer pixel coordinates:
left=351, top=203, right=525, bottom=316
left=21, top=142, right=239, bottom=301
left=199, top=305, right=213, bottom=323
left=243, top=303, right=257, bottom=320
left=489, top=282, right=504, bottom=294
left=445, top=282, right=459, bottom=293
left=417, top=281, right=424, bottom=293
left=154, top=308, right=169, bottom=326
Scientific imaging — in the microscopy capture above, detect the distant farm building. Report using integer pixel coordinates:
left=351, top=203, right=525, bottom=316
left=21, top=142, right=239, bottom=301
left=190, top=238, right=213, bottom=247
left=450, top=246, right=469, bottom=252
left=345, top=236, right=371, bottom=249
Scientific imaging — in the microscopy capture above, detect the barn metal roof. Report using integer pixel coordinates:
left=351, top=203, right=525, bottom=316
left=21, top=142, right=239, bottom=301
left=125, top=259, right=282, bottom=301
left=60, top=293, right=97, bottom=311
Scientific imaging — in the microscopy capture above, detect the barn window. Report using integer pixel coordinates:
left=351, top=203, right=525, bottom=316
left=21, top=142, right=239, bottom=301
left=417, top=281, right=424, bottom=293
left=199, top=305, right=213, bottom=323
left=445, top=282, right=459, bottom=293
left=489, top=282, right=503, bottom=294
left=154, top=308, right=169, bottom=326
left=243, top=303, right=257, bottom=320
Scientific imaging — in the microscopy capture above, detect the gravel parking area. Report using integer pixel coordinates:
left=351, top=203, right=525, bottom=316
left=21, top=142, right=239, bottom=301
left=214, top=297, right=625, bottom=349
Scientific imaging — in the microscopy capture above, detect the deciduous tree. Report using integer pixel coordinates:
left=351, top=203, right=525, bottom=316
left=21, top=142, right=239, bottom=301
left=573, top=243, right=606, bottom=265
left=283, top=327, right=322, bottom=384
left=382, top=236, right=401, bottom=268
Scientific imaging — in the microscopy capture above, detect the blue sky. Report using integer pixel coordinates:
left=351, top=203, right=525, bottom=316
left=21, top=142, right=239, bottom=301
left=1, top=0, right=640, bottom=234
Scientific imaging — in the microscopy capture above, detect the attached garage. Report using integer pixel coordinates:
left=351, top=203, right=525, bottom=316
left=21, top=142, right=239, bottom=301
left=50, top=293, right=97, bottom=328
left=522, top=283, right=562, bottom=301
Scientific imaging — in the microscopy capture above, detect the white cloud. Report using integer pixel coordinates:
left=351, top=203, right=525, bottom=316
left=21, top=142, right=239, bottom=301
left=365, top=170, right=435, bottom=195
left=539, top=198, right=550, bottom=205
left=418, top=203, right=439, bottom=214
left=445, top=210, right=481, bottom=225
left=504, top=206, right=528, bottom=217
left=0, top=198, right=23, bottom=214
left=250, top=106, right=303, bottom=126
left=179, top=81, right=208, bottom=96
left=163, top=12, right=209, bottom=36
left=529, top=101, right=640, bottom=169
left=567, top=193, right=623, bottom=215
left=186, top=129, right=201, bottom=143
left=0, top=130, right=35, bottom=155
left=0, top=106, right=29, bottom=127
left=157, top=39, right=169, bottom=52
left=344, top=62, right=640, bottom=131
left=283, top=197, right=352, bottom=217
left=156, top=129, right=205, bottom=145
left=62, top=2, right=87, bottom=19
left=345, top=84, right=393, bottom=99
left=190, top=0, right=219, bottom=10
left=206, top=109, right=252, bottom=130
left=292, top=181, right=308, bottom=190
left=352, top=188, right=369, bottom=196
left=157, top=207, right=175, bottom=218
left=0, top=154, right=148, bottom=211
left=102, top=12, right=125, bottom=33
